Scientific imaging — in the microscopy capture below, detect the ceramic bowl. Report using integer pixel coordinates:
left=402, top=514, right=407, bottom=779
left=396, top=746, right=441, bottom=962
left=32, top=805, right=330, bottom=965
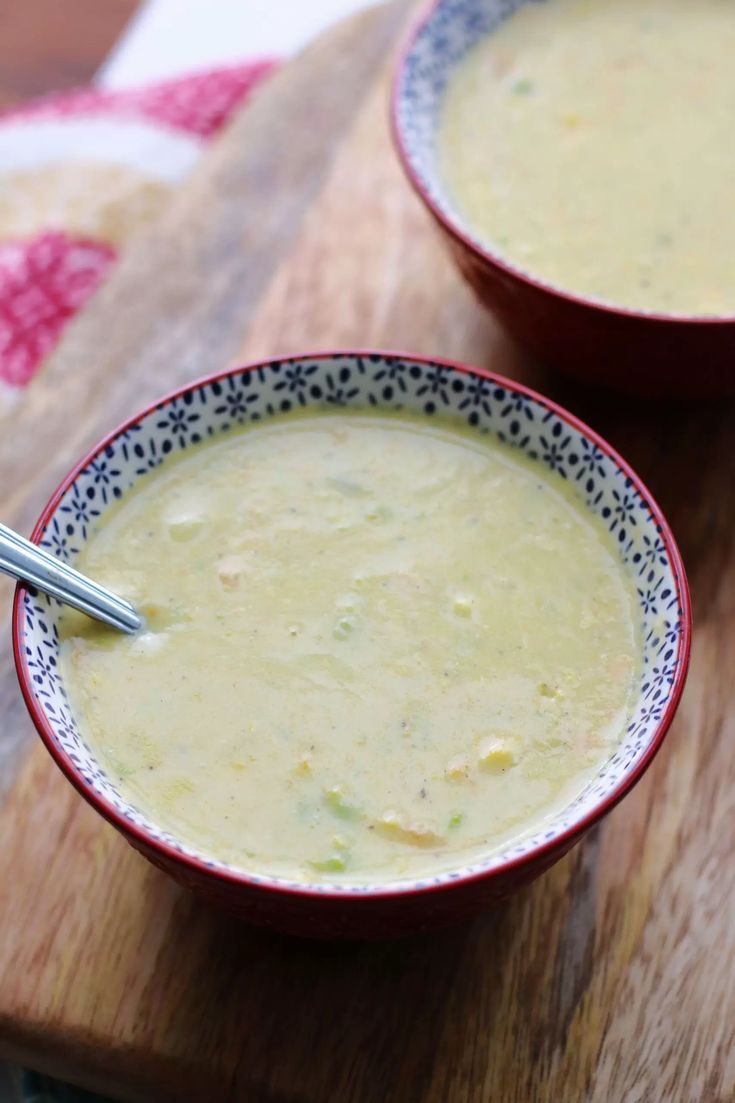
left=391, top=0, right=735, bottom=396
left=14, top=352, right=691, bottom=938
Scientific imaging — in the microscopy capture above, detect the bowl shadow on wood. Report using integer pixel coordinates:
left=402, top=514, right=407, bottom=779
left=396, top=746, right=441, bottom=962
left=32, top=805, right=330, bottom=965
left=124, top=829, right=602, bottom=1102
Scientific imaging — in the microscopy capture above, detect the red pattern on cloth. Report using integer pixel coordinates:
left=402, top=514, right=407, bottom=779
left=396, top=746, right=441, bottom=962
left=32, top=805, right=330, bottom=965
left=0, top=233, right=115, bottom=388
left=1, top=62, right=276, bottom=138
left=0, top=62, right=276, bottom=392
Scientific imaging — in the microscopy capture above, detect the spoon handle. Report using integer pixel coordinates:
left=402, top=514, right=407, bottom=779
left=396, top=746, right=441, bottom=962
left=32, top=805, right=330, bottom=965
left=0, top=522, right=141, bottom=634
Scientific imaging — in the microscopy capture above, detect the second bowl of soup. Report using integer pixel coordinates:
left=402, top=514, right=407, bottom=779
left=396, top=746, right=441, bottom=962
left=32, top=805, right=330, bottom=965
left=14, top=352, right=690, bottom=936
left=393, top=0, right=735, bottom=394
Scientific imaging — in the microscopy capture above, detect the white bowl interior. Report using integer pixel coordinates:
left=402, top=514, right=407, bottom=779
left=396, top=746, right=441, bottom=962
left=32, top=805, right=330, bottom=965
left=395, top=0, right=527, bottom=254
left=18, top=354, right=686, bottom=895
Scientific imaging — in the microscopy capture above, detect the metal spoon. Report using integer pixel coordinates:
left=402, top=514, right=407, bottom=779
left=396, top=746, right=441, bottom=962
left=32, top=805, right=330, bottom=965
left=0, top=522, right=141, bottom=634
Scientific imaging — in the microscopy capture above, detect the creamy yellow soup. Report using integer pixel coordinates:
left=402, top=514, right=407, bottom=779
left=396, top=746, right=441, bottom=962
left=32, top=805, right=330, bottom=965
left=60, top=412, right=640, bottom=883
left=439, top=0, right=735, bottom=315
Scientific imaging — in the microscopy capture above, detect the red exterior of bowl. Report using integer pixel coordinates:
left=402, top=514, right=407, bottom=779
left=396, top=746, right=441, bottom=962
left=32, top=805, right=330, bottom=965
left=131, top=831, right=580, bottom=939
left=391, top=5, right=735, bottom=398
left=444, top=234, right=735, bottom=397
left=12, top=352, right=692, bottom=940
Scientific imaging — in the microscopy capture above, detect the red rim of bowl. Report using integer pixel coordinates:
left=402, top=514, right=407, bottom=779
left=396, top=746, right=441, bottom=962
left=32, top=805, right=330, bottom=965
left=390, top=0, right=735, bottom=328
left=13, top=350, right=692, bottom=904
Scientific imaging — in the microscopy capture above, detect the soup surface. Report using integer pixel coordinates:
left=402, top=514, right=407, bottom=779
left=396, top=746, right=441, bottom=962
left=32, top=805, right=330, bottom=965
left=61, top=412, right=640, bottom=883
left=438, top=0, right=735, bottom=315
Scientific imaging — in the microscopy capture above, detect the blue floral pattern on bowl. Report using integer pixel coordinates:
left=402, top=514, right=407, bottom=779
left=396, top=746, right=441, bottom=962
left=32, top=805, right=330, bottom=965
left=395, top=2, right=518, bottom=205
left=15, top=353, right=689, bottom=896
left=394, top=0, right=553, bottom=277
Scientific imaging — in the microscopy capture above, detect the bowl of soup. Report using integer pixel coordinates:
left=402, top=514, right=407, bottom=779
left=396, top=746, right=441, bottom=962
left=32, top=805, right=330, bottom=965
left=13, top=352, right=690, bottom=937
left=392, top=0, right=735, bottom=395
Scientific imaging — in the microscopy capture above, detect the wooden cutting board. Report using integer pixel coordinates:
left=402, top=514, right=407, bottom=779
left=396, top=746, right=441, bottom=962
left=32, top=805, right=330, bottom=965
left=0, top=4, right=733, bottom=1100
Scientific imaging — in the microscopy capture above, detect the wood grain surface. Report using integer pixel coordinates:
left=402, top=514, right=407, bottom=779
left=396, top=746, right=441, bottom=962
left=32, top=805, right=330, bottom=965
left=0, top=0, right=139, bottom=110
left=0, top=3, right=733, bottom=1101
